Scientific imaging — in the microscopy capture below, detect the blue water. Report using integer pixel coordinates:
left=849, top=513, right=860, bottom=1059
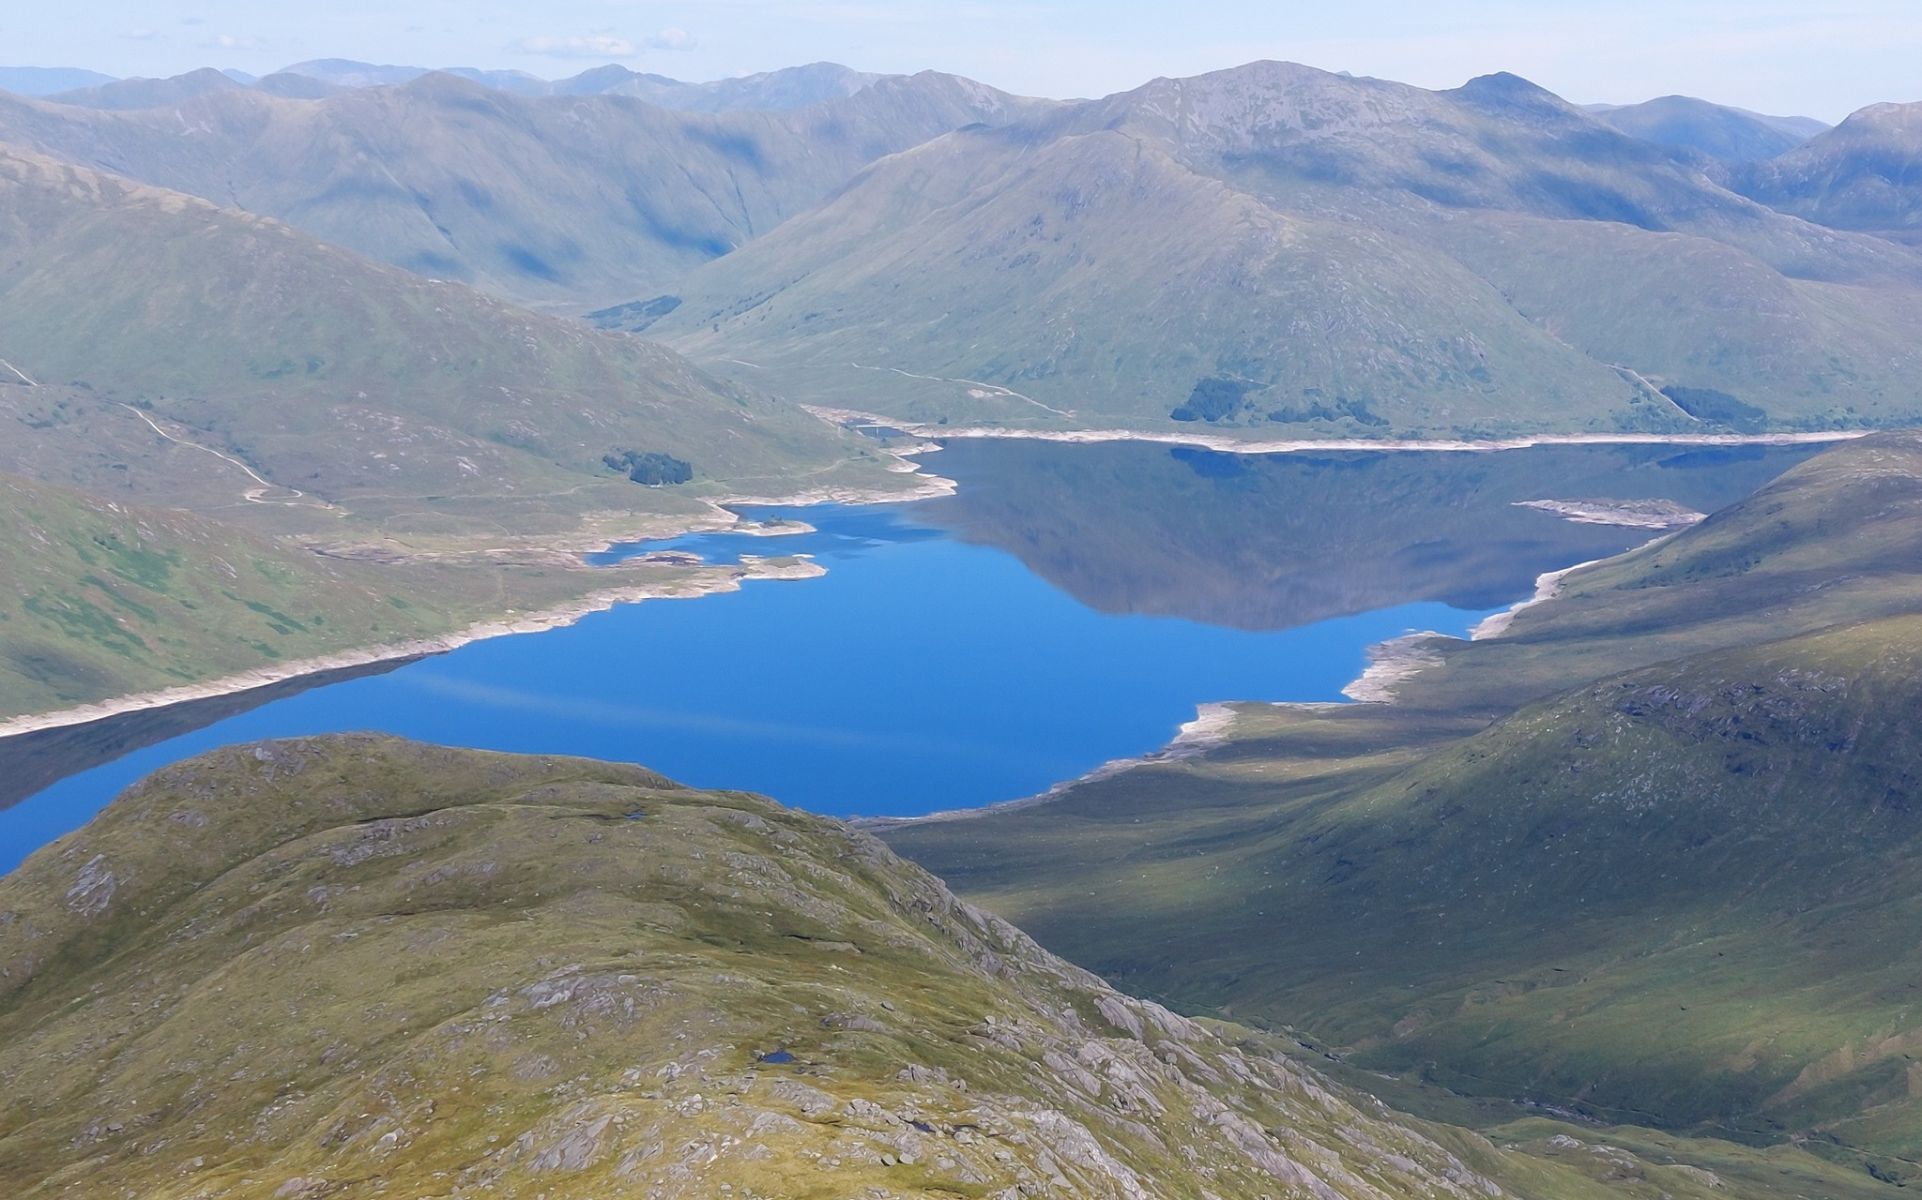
left=0, top=502, right=1496, bottom=872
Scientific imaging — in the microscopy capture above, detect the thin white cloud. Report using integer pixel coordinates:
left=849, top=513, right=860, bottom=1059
left=646, top=28, right=698, bottom=51
left=509, top=33, right=642, bottom=59
left=200, top=33, right=268, bottom=52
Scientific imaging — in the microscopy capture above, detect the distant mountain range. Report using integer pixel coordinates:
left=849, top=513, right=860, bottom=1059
left=1727, top=100, right=1922, bottom=241
left=1, top=57, right=1917, bottom=442
left=274, top=58, right=888, bottom=111
left=652, top=63, right=1922, bottom=438
left=12, top=59, right=893, bottom=113
left=0, top=66, right=115, bottom=96
left=1586, top=95, right=1828, bottom=161
left=0, top=70, right=1050, bottom=310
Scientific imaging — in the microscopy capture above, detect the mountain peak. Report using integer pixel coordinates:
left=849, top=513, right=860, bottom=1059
left=400, top=69, right=500, bottom=99
left=556, top=63, right=639, bottom=91
left=42, top=66, right=245, bottom=111
left=1450, top=70, right=1573, bottom=117
left=1591, top=94, right=1826, bottom=161
left=1844, top=99, right=1922, bottom=133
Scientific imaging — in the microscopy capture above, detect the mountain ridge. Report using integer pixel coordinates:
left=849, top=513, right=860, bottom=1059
left=0, top=70, right=1053, bottom=308
left=0, top=732, right=1701, bottom=1200
left=1728, top=100, right=1922, bottom=240
left=1586, top=95, right=1827, bottom=161
left=880, top=434, right=1922, bottom=1180
left=651, top=62, right=1922, bottom=438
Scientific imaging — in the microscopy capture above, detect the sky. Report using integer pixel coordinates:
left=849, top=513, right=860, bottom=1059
left=4, top=1, right=1919, bottom=121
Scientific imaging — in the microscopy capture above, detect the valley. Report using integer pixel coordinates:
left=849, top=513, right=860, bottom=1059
left=11, top=437, right=1823, bottom=871
left=880, top=433, right=1922, bottom=1182
left=4, top=34, right=1922, bottom=1198
left=7, top=733, right=1895, bottom=1200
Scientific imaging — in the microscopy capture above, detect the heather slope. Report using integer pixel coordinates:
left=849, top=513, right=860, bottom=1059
left=658, top=124, right=1651, bottom=436
left=1729, top=101, right=1922, bottom=241
left=883, top=435, right=1922, bottom=1181
left=0, top=734, right=1692, bottom=1200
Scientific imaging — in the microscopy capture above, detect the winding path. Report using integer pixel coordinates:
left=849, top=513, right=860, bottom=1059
left=120, top=404, right=332, bottom=509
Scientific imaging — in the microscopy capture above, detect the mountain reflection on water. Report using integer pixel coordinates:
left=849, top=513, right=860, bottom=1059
left=0, top=439, right=1823, bottom=871
left=908, top=439, right=1821, bottom=629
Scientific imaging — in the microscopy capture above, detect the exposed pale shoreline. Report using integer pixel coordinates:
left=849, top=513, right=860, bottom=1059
left=322, top=471, right=958, bottom=567
left=1515, top=498, right=1705, bottom=529
left=804, top=406, right=1871, bottom=457
left=0, top=557, right=826, bottom=742
left=0, top=442, right=957, bottom=743
left=1469, top=532, right=1676, bottom=642
left=1341, top=632, right=1453, bottom=703
left=861, top=702, right=1242, bottom=828
left=0, top=420, right=1836, bottom=808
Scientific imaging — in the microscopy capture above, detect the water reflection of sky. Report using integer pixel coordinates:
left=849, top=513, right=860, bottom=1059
left=1, top=502, right=1492, bottom=872
left=0, top=440, right=1827, bottom=874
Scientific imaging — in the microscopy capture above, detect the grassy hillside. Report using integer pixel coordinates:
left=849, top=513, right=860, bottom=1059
left=1729, top=102, right=1922, bottom=240
left=655, top=63, right=1922, bottom=438
left=883, top=435, right=1922, bottom=1182
left=0, top=145, right=902, bottom=537
left=0, top=72, right=1048, bottom=309
left=0, top=143, right=939, bottom=719
left=0, top=471, right=801, bottom=720
left=0, top=733, right=1772, bottom=1200
left=894, top=621, right=1922, bottom=1158
left=659, top=125, right=1652, bottom=437
left=1399, top=432, right=1922, bottom=713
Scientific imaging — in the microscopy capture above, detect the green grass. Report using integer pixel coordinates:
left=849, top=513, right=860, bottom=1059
left=883, top=434, right=1922, bottom=1185
left=0, top=144, right=947, bottom=720
left=0, top=734, right=1712, bottom=1200
left=656, top=65, right=1922, bottom=439
left=0, top=146, right=907, bottom=539
left=0, top=472, right=800, bottom=720
left=1398, top=432, right=1922, bottom=714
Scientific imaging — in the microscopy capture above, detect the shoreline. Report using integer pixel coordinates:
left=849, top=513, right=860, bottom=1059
left=1514, top=498, right=1705, bottom=529
left=0, top=418, right=1832, bottom=810
left=861, top=703, right=1242, bottom=829
left=0, top=435, right=958, bottom=743
left=880, top=529, right=1682, bottom=826
left=1341, top=632, right=1454, bottom=703
left=0, top=557, right=825, bottom=742
left=803, top=407, right=1871, bottom=457
left=1469, top=533, right=1674, bottom=642
left=315, top=468, right=959, bottom=566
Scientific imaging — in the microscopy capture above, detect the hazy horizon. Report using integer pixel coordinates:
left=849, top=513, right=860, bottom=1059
left=3, top=1, right=1919, bottom=122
